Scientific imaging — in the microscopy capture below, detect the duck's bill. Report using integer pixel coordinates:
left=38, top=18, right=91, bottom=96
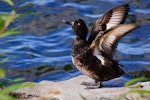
left=62, top=20, right=74, bottom=26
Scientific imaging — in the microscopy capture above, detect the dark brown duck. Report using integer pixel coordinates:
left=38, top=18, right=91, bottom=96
left=62, top=4, right=139, bottom=88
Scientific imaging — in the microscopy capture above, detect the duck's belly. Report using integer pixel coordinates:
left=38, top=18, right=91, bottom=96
left=72, top=57, right=99, bottom=81
left=71, top=56, right=124, bottom=82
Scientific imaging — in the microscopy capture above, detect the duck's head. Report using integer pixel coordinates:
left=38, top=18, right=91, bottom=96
left=62, top=19, right=88, bottom=40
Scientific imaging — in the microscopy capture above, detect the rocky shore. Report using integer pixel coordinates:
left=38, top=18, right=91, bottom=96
left=10, top=75, right=150, bottom=100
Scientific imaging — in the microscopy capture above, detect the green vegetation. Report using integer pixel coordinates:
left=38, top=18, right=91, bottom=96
left=0, top=0, right=34, bottom=37
left=124, top=77, right=150, bottom=87
left=80, top=77, right=150, bottom=100
left=0, top=0, right=19, bottom=37
left=0, top=78, right=25, bottom=100
left=0, top=69, right=5, bottom=79
left=35, top=65, right=56, bottom=76
left=0, top=0, right=34, bottom=100
left=119, top=77, right=150, bottom=100
left=63, top=64, right=74, bottom=71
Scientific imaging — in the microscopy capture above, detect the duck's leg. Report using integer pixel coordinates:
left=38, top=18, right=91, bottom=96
left=81, top=81, right=103, bottom=89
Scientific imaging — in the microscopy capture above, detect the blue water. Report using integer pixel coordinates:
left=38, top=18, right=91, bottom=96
left=0, top=0, right=150, bottom=86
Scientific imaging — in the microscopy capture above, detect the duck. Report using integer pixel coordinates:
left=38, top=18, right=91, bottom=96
left=62, top=4, right=139, bottom=88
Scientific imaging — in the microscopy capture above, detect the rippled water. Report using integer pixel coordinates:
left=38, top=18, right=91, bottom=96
left=0, top=0, right=150, bottom=86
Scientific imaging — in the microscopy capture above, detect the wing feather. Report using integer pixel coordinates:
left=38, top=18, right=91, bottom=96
left=92, top=24, right=139, bottom=59
left=88, top=4, right=129, bottom=44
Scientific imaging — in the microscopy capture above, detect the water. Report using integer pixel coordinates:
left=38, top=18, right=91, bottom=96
left=0, top=0, right=150, bottom=86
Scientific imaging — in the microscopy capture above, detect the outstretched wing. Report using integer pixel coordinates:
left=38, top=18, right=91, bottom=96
left=88, top=4, right=129, bottom=44
left=91, top=24, right=139, bottom=59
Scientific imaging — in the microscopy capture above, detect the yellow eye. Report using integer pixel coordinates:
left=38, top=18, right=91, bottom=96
left=77, top=22, right=80, bottom=26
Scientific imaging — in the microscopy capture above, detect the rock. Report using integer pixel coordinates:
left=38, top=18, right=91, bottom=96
left=10, top=75, right=150, bottom=100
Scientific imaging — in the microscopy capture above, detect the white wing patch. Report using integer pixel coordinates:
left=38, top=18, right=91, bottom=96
left=106, top=11, right=126, bottom=30
left=93, top=47, right=105, bottom=65
left=102, top=35, right=116, bottom=50
left=99, top=24, right=139, bottom=58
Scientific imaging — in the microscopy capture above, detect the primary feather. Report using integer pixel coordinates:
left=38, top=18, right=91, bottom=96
left=91, top=24, right=139, bottom=60
left=88, top=4, right=129, bottom=45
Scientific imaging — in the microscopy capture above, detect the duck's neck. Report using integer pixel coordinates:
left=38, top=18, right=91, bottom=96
left=72, top=36, right=88, bottom=57
left=73, top=36, right=87, bottom=46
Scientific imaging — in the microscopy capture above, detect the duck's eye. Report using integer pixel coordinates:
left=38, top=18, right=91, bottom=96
left=77, top=22, right=80, bottom=26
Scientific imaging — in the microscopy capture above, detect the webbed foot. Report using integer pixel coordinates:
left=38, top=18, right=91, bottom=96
left=81, top=81, right=103, bottom=89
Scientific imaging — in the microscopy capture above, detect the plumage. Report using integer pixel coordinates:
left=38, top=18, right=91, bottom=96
left=88, top=4, right=129, bottom=45
left=91, top=24, right=139, bottom=59
left=62, top=4, right=139, bottom=88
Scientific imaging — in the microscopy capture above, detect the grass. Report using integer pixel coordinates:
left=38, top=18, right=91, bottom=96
left=119, top=77, right=150, bottom=100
